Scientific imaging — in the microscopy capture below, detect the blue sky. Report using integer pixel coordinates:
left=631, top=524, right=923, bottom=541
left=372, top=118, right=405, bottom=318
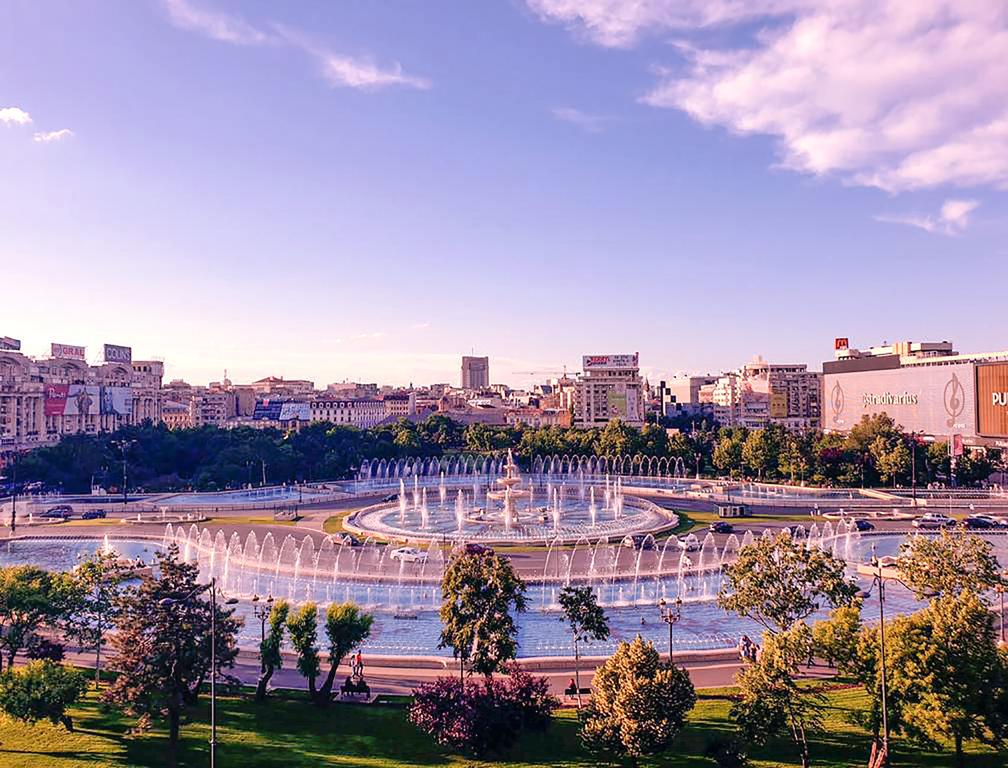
left=2, top=1, right=1006, bottom=387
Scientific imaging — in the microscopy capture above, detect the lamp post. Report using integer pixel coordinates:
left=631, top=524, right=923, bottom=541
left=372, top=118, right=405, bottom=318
left=658, top=596, right=683, bottom=665
left=159, top=578, right=238, bottom=768
left=996, top=570, right=1008, bottom=648
left=252, top=594, right=274, bottom=645
left=111, top=438, right=135, bottom=509
left=857, top=552, right=889, bottom=767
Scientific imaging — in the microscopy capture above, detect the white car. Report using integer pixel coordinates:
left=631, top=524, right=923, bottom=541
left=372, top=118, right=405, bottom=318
left=678, top=533, right=701, bottom=552
left=911, top=513, right=955, bottom=529
left=389, top=546, right=428, bottom=564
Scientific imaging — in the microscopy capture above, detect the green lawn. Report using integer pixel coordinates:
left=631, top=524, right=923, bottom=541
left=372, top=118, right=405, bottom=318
left=0, top=684, right=1002, bottom=767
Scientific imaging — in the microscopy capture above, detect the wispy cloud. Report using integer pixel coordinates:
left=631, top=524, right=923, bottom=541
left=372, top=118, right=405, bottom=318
left=161, top=0, right=429, bottom=91
left=32, top=129, right=74, bottom=144
left=533, top=1, right=1008, bottom=192
left=0, top=107, right=32, bottom=125
left=551, top=106, right=609, bottom=133
left=875, top=198, right=980, bottom=236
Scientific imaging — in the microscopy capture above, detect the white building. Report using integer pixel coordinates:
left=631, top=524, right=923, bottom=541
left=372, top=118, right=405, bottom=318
left=573, top=353, right=645, bottom=428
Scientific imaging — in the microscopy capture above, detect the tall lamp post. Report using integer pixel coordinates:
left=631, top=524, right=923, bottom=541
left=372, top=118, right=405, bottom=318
left=160, top=578, right=237, bottom=768
left=658, top=596, right=683, bottom=665
left=111, top=438, right=135, bottom=509
left=996, top=570, right=1008, bottom=648
left=252, top=594, right=274, bottom=644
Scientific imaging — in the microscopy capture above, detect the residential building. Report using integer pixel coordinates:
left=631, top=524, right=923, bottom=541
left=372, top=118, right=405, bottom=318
left=573, top=354, right=645, bottom=428
left=461, top=356, right=490, bottom=389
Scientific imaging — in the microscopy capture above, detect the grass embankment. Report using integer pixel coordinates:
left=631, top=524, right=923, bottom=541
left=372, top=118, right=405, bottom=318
left=0, top=684, right=1002, bottom=767
left=322, top=507, right=367, bottom=535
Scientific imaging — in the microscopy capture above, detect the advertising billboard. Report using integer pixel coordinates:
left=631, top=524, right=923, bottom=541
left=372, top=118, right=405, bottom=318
left=977, top=363, right=1008, bottom=438
left=606, top=389, right=628, bottom=419
left=64, top=385, right=101, bottom=417
left=0, top=336, right=21, bottom=351
left=770, top=391, right=789, bottom=419
left=100, top=386, right=133, bottom=416
left=51, top=343, right=86, bottom=361
left=103, top=343, right=132, bottom=363
left=583, top=353, right=639, bottom=370
left=44, top=384, right=69, bottom=416
left=824, top=363, right=976, bottom=436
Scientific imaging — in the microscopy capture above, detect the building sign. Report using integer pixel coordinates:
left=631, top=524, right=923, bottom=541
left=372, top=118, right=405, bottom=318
left=770, top=391, right=788, bottom=419
left=977, top=363, right=1008, bottom=438
left=100, top=386, right=133, bottom=416
left=44, top=384, right=69, bottom=416
left=834, top=337, right=849, bottom=350
left=824, top=363, right=976, bottom=435
left=583, top=353, right=639, bottom=370
left=0, top=336, right=21, bottom=351
left=103, top=343, right=132, bottom=363
left=51, top=343, right=86, bottom=361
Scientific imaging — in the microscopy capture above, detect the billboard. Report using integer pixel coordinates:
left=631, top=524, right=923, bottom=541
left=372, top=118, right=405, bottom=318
left=103, top=343, right=132, bottom=363
left=583, top=353, right=639, bottom=371
left=977, top=363, right=1008, bottom=438
left=834, top=337, right=849, bottom=350
left=65, top=385, right=101, bottom=416
left=606, top=389, right=628, bottom=419
left=0, top=336, right=21, bottom=351
left=44, top=384, right=69, bottom=416
left=51, top=343, right=86, bottom=361
left=824, top=363, right=976, bottom=436
left=100, top=386, right=133, bottom=416
left=770, top=391, right=789, bottom=419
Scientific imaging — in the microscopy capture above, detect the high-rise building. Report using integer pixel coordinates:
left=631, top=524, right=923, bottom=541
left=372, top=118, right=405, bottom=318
left=698, top=357, right=821, bottom=430
left=573, top=353, right=645, bottom=427
left=461, top=356, right=490, bottom=389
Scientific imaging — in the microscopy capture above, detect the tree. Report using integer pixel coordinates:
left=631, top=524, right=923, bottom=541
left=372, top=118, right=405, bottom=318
left=105, top=545, right=241, bottom=764
left=872, top=436, right=910, bottom=487
left=0, top=661, right=86, bottom=732
left=598, top=419, right=640, bottom=457
left=439, top=552, right=528, bottom=680
left=884, top=591, right=1006, bottom=767
left=713, top=431, right=745, bottom=478
left=558, top=585, right=610, bottom=708
left=315, top=602, right=373, bottom=705
left=811, top=601, right=863, bottom=669
left=581, top=636, right=696, bottom=766
left=742, top=429, right=780, bottom=480
left=255, top=598, right=289, bottom=702
left=62, top=550, right=128, bottom=688
left=286, top=602, right=321, bottom=698
left=897, top=529, right=1003, bottom=598
left=0, top=565, right=75, bottom=672
left=719, top=531, right=858, bottom=633
left=732, top=623, right=824, bottom=768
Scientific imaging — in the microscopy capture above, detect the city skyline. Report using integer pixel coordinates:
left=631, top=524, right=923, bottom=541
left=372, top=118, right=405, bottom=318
left=3, top=1, right=1006, bottom=387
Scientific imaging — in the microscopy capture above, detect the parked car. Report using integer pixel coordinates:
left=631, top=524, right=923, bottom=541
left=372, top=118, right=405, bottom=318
left=708, top=521, right=733, bottom=534
left=678, top=533, right=701, bottom=552
left=81, top=509, right=107, bottom=520
left=463, top=543, right=494, bottom=556
left=963, top=514, right=1002, bottom=529
left=389, top=546, right=427, bottom=564
left=382, top=494, right=399, bottom=503
left=621, top=534, right=656, bottom=550
left=42, top=505, right=72, bottom=519
left=333, top=533, right=360, bottom=546
left=912, top=513, right=956, bottom=529
left=853, top=519, right=875, bottom=531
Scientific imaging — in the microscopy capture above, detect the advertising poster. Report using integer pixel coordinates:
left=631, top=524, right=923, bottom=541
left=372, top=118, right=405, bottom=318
left=607, top=388, right=628, bottom=418
left=44, top=384, right=69, bottom=416
left=103, top=343, right=132, bottom=363
left=51, top=343, right=86, bottom=360
left=279, top=402, right=311, bottom=421
left=977, top=363, right=1008, bottom=437
left=100, top=386, right=133, bottom=416
left=770, top=391, right=789, bottom=419
left=64, top=385, right=101, bottom=416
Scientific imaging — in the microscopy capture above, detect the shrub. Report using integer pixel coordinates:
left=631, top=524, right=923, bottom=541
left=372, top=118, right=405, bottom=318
left=0, top=661, right=86, bottom=731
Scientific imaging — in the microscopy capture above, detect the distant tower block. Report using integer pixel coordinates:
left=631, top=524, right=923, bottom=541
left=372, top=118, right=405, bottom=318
left=461, top=355, right=489, bottom=389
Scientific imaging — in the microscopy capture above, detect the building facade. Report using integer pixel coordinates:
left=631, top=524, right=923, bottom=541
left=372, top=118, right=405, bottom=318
left=573, top=354, right=645, bottom=428
left=461, top=356, right=490, bottom=389
left=310, top=397, right=386, bottom=429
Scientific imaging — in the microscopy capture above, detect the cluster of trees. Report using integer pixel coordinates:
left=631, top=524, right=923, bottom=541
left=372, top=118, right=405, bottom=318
left=717, top=529, right=1008, bottom=768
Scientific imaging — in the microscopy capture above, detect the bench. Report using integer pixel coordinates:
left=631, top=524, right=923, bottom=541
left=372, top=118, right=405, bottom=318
left=564, top=686, right=591, bottom=698
left=340, top=679, right=371, bottom=698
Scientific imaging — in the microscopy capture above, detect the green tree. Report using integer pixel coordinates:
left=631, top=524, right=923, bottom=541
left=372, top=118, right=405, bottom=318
left=439, top=552, right=528, bottom=680
left=719, top=532, right=857, bottom=633
left=581, top=636, right=696, bottom=766
left=897, top=529, right=1003, bottom=598
left=558, top=585, right=610, bottom=708
left=255, top=598, right=289, bottom=702
left=0, top=565, right=76, bottom=672
left=106, top=545, right=241, bottom=764
left=62, top=550, right=128, bottom=688
left=811, top=601, right=863, bottom=669
left=598, top=419, right=640, bottom=457
left=0, top=661, right=86, bottom=732
left=286, top=602, right=322, bottom=698
left=315, top=602, right=374, bottom=705
left=732, top=623, right=824, bottom=768
left=742, top=429, right=780, bottom=480
left=713, top=431, right=745, bottom=478
left=872, top=436, right=910, bottom=487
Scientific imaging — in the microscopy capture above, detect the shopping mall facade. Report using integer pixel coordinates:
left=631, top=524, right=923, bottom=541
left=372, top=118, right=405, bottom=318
left=823, top=340, right=1008, bottom=450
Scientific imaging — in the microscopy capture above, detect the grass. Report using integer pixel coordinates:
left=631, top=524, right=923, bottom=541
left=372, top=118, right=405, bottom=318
left=322, top=508, right=367, bottom=535
left=202, top=515, right=298, bottom=527
left=0, top=684, right=1002, bottom=768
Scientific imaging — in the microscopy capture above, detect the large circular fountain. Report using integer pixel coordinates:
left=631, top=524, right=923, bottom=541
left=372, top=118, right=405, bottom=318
left=346, top=450, right=677, bottom=544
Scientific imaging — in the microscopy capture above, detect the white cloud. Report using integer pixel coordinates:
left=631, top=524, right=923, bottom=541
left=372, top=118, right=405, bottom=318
left=551, top=106, right=609, bottom=133
left=875, top=198, right=980, bottom=235
left=0, top=106, right=32, bottom=125
left=162, top=0, right=271, bottom=45
left=317, top=51, right=431, bottom=91
left=533, top=1, right=1008, bottom=192
left=32, top=128, right=73, bottom=143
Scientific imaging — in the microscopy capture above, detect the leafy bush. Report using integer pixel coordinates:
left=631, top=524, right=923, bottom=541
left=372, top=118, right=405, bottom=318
left=25, top=636, right=65, bottom=662
left=409, top=667, right=558, bottom=756
left=0, top=661, right=86, bottom=731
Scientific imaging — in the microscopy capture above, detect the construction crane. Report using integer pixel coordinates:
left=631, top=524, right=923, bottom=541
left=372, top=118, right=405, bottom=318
left=511, top=366, right=570, bottom=378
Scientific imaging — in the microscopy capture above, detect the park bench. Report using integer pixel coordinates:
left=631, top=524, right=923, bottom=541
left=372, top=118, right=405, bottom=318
left=340, top=678, right=371, bottom=698
left=563, top=686, right=591, bottom=699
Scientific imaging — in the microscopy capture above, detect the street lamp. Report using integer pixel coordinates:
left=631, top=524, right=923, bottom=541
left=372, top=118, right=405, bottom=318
left=252, top=594, right=274, bottom=644
left=111, top=438, right=135, bottom=509
left=159, top=578, right=238, bottom=768
left=658, top=596, right=683, bottom=665
left=996, top=570, right=1008, bottom=649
